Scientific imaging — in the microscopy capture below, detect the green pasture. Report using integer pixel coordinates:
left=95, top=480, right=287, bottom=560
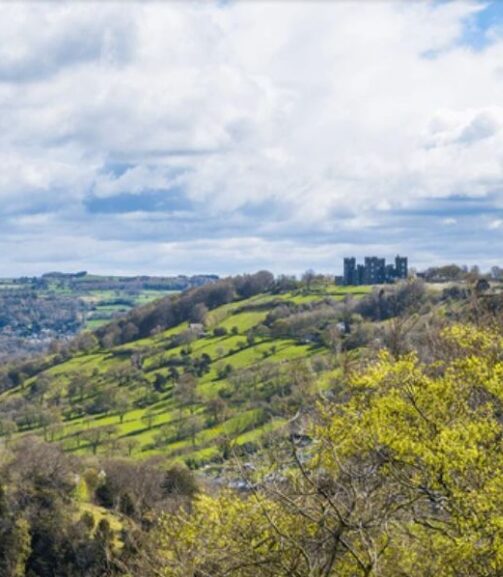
left=0, top=283, right=364, bottom=466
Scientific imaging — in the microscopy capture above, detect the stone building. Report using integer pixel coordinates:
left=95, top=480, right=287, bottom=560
left=342, top=255, right=408, bottom=286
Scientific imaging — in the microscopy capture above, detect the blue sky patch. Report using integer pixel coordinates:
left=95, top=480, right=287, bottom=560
left=460, top=1, right=503, bottom=50
left=85, top=188, right=193, bottom=214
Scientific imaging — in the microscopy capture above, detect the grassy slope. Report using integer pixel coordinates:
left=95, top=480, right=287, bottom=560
left=1, top=285, right=371, bottom=466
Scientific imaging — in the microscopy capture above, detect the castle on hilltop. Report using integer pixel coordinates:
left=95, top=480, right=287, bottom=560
left=342, top=255, right=408, bottom=286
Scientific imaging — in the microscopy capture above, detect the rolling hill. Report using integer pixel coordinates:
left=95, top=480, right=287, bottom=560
left=0, top=277, right=373, bottom=467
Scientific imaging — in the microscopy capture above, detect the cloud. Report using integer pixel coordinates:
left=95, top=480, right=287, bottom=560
left=458, top=111, right=500, bottom=143
left=1, top=0, right=503, bottom=275
left=0, top=4, right=135, bottom=82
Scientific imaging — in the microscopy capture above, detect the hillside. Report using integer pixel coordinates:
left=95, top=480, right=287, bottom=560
left=1, top=272, right=492, bottom=471
left=0, top=276, right=377, bottom=467
left=1, top=273, right=501, bottom=577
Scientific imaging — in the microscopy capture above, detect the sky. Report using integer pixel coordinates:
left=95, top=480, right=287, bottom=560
left=1, top=0, right=503, bottom=277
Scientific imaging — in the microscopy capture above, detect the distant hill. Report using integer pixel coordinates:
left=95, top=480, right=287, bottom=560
left=0, top=272, right=218, bottom=358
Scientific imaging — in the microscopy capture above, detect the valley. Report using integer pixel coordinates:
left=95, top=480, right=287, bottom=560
left=0, top=272, right=217, bottom=359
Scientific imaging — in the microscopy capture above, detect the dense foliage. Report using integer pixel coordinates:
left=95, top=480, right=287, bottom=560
left=155, top=324, right=503, bottom=577
left=0, top=437, right=198, bottom=577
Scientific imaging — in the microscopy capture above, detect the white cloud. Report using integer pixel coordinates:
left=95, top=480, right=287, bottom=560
left=0, top=0, right=503, bottom=274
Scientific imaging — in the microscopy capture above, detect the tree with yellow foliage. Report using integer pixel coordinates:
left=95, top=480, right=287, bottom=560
left=156, top=324, right=503, bottom=577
